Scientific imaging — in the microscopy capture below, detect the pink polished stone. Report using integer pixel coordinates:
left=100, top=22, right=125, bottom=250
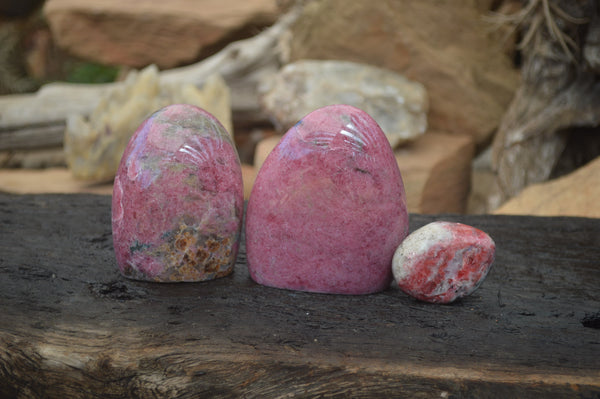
left=246, top=104, right=409, bottom=294
left=111, top=104, right=243, bottom=282
left=392, top=221, right=495, bottom=303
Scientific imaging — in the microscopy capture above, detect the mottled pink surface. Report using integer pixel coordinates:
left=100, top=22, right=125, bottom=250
left=246, top=104, right=409, bottom=294
left=392, top=221, right=495, bottom=303
left=112, top=104, right=243, bottom=282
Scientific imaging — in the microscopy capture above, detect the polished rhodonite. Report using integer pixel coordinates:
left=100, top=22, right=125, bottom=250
left=392, top=221, right=495, bottom=303
left=245, top=104, right=409, bottom=294
left=111, top=104, right=243, bottom=282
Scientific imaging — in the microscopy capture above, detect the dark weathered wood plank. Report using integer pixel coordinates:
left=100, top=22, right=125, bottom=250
left=0, top=193, right=599, bottom=398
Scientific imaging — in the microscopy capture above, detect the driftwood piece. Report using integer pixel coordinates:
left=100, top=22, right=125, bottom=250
left=490, top=0, right=600, bottom=209
left=0, top=193, right=599, bottom=398
left=0, top=8, right=298, bottom=151
left=0, top=121, right=65, bottom=151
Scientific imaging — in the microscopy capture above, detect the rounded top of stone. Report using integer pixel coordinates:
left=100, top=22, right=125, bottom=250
left=288, top=104, right=391, bottom=155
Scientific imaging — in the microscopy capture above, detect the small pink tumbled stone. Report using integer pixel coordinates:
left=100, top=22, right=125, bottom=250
left=112, top=104, right=243, bottom=282
left=246, top=104, right=409, bottom=294
left=392, top=221, right=495, bottom=303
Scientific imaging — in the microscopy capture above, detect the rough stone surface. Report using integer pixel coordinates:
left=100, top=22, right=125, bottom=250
left=112, top=104, right=243, bottom=282
left=285, top=0, right=519, bottom=144
left=43, top=0, right=280, bottom=68
left=392, top=221, right=495, bottom=304
left=260, top=60, right=428, bottom=148
left=65, top=65, right=231, bottom=182
left=246, top=104, right=409, bottom=295
left=494, top=156, right=600, bottom=218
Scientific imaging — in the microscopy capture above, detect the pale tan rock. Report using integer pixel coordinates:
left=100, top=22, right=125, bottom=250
left=0, top=167, right=113, bottom=195
left=260, top=60, right=428, bottom=148
left=241, top=163, right=257, bottom=200
left=247, top=136, right=278, bottom=198
left=285, top=0, right=519, bottom=145
left=44, top=0, right=280, bottom=68
left=65, top=65, right=232, bottom=182
left=395, top=133, right=475, bottom=214
left=252, top=132, right=474, bottom=214
left=494, top=156, right=600, bottom=218
left=235, top=128, right=277, bottom=165
left=254, top=135, right=282, bottom=172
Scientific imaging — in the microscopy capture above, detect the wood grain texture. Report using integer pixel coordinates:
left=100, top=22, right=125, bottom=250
left=0, top=122, right=65, bottom=151
left=0, top=194, right=599, bottom=398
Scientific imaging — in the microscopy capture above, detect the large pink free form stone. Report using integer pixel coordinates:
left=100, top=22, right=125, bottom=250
left=246, top=104, right=409, bottom=294
left=112, top=104, right=243, bottom=282
left=392, top=221, right=495, bottom=303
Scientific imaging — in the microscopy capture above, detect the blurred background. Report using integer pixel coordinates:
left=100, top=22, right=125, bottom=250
left=0, top=0, right=598, bottom=217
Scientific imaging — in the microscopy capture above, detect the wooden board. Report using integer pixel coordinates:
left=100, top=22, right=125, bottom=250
left=0, top=193, right=599, bottom=398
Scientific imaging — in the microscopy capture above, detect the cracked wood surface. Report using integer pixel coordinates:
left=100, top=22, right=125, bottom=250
left=0, top=194, right=599, bottom=398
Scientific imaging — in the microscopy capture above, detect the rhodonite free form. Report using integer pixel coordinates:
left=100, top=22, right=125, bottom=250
left=112, top=104, right=243, bottom=282
left=245, top=104, right=409, bottom=294
left=392, top=221, right=495, bottom=303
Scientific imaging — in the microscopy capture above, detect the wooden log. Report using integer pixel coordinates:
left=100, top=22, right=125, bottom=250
left=0, top=121, right=65, bottom=151
left=489, top=0, right=600, bottom=209
left=0, top=193, right=599, bottom=398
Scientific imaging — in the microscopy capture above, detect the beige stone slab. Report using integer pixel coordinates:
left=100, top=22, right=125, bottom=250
left=0, top=168, right=113, bottom=195
left=0, top=166, right=259, bottom=199
left=494, top=156, right=600, bottom=218
left=395, top=132, right=474, bottom=214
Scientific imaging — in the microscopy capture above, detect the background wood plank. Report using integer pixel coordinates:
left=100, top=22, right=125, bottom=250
left=0, top=122, right=66, bottom=151
left=0, top=194, right=599, bottom=398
